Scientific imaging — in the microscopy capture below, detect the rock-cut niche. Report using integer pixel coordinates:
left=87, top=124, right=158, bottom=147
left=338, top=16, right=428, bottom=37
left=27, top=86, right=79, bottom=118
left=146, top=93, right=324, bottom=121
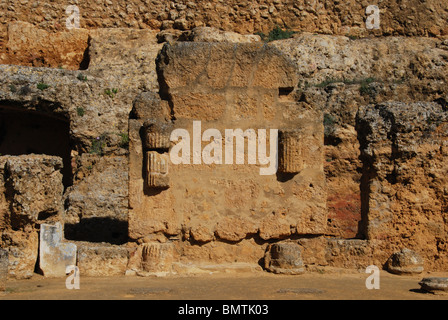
left=0, top=105, right=72, bottom=189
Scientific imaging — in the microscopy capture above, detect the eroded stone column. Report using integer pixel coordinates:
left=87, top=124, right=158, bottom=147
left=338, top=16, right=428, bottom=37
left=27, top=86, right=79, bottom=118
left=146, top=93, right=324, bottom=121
left=141, top=242, right=174, bottom=274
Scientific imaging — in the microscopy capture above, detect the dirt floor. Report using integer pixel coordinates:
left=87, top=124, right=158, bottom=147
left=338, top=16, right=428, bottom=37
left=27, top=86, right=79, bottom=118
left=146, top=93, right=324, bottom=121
left=1, top=269, right=447, bottom=300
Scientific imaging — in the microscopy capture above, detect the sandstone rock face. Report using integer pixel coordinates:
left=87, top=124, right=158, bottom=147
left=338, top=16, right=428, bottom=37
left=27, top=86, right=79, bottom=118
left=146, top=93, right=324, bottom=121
left=1, top=19, right=448, bottom=277
left=386, top=248, right=424, bottom=275
left=1, top=229, right=38, bottom=279
left=357, top=102, right=448, bottom=269
left=87, top=28, right=163, bottom=92
left=64, top=155, right=129, bottom=245
left=1, top=21, right=89, bottom=70
left=0, top=0, right=447, bottom=66
left=181, top=27, right=261, bottom=43
left=132, top=92, right=172, bottom=121
left=0, top=155, right=65, bottom=279
left=77, top=243, right=129, bottom=277
left=189, top=224, right=214, bottom=243
left=5, top=155, right=64, bottom=228
left=264, top=242, right=305, bottom=275
left=271, top=34, right=448, bottom=240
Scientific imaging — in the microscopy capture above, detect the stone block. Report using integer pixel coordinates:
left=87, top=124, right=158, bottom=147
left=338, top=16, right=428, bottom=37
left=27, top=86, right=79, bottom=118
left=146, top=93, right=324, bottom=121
left=259, top=214, right=292, bottom=240
left=251, top=46, right=298, bottom=89
left=157, top=42, right=297, bottom=91
left=181, top=27, right=261, bottom=43
left=3, top=230, right=39, bottom=280
left=146, top=152, right=170, bottom=189
left=0, top=249, right=8, bottom=292
left=214, top=216, right=257, bottom=242
left=228, top=92, right=259, bottom=121
left=170, top=92, right=226, bottom=121
left=5, top=155, right=64, bottom=227
left=190, top=224, right=214, bottom=243
left=39, top=223, right=77, bottom=278
left=132, top=92, right=171, bottom=121
left=264, top=242, right=305, bottom=275
left=419, top=277, right=448, bottom=294
left=357, top=102, right=448, bottom=242
left=2, top=231, right=39, bottom=279
left=4, top=21, right=89, bottom=69
left=77, top=243, right=129, bottom=276
left=386, top=248, right=424, bottom=275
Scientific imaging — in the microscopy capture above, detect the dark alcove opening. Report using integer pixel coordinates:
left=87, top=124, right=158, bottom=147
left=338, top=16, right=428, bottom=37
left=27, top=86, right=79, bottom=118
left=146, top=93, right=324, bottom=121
left=0, top=106, right=73, bottom=189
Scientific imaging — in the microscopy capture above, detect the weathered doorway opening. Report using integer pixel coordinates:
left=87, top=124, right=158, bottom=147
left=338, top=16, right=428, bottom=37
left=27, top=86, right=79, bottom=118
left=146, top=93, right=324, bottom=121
left=0, top=105, right=72, bottom=189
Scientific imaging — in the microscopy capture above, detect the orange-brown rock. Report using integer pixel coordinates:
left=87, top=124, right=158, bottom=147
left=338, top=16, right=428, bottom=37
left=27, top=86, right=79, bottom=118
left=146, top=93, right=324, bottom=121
left=1, top=22, right=88, bottom=70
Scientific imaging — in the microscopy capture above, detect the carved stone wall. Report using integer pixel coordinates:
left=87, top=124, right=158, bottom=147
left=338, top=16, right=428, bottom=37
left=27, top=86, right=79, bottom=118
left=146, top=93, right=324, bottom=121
left=128, top=42, right=326, bottom=272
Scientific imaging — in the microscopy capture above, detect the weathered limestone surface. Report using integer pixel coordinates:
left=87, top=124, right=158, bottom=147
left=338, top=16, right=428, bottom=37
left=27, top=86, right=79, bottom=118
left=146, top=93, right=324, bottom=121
left=386, top=248, right=424, bottom=275
left=77, top=242, right=129, bottom=277
left=87, top=28, right=163, bottom=92
left=264, top=242, right=305, bottom=275
left=180, top=27, right=261, bottom=43
left=1, top=21, right=448, bottom=277
left=143, top=121, right=173, bottom=150
left=357, top=102, right=448, bottom=270
left=145, top=152, right=170, bottom=189
left=419, top=277, right=448, bottom=294
left=273, top=34, right=448, bottom=239
left=0, top=155, right=65, bottom=279
left=64, top=155, right=129, bottom=245
left=2, top=229, right=38, bottom=279
left=5, top=155, right=64, bottom=227
left=1, top=21, right=89, bottom=70
left=1, top=0, right=447, bottom=70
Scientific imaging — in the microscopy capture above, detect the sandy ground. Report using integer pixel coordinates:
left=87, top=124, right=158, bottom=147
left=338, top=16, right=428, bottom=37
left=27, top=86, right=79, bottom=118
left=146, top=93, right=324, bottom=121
left=1, top=269, right=447, bottom=300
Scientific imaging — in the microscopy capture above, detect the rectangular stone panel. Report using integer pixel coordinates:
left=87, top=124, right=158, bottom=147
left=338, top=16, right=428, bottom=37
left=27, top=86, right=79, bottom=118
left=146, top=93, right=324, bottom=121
left=39, top=223, right=77, bottom=278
